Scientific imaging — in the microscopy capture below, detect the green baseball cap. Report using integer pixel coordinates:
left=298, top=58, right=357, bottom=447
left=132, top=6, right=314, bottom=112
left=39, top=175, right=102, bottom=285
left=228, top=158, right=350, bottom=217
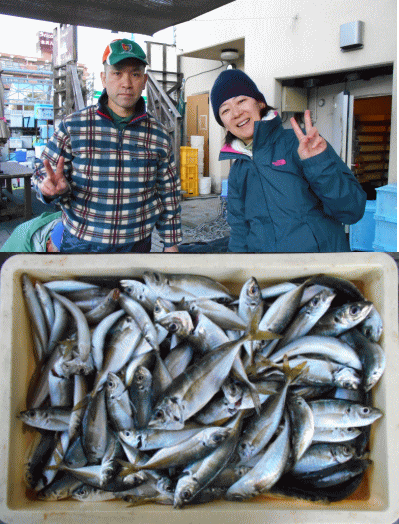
left=102, top=38, right=148, bottom=66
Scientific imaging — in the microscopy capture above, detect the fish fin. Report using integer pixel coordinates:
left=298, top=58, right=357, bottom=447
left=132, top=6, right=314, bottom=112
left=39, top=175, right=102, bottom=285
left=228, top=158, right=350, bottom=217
left=71, top=393, right=91, bottom=411
left=246, top=315, right=282, bottom=341
left=116, top=459, right=140, bottom=475
left=282, top=355, right=308, bottom=384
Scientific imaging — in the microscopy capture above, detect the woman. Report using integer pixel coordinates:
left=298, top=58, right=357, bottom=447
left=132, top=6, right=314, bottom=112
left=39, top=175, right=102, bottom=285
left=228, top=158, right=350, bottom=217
left=210, top=69, right=367, bottom=252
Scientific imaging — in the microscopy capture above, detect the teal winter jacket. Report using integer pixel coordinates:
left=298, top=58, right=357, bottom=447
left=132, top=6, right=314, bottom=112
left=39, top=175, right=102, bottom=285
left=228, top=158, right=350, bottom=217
left=220, top=114, right=366, bottom=252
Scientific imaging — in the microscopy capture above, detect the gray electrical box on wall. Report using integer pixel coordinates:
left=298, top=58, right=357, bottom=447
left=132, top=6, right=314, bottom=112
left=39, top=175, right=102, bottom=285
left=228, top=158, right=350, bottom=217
left=340, top=21, right=365, bottom=51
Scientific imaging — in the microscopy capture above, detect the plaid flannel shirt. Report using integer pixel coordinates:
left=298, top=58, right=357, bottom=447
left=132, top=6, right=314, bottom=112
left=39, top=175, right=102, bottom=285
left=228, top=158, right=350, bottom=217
left=32, top=92, right=182, bottom=247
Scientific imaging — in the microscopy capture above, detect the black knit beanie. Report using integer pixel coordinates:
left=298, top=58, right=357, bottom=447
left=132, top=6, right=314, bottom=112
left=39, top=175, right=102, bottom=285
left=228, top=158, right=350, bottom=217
left=210, top=69, right=266, bottom=126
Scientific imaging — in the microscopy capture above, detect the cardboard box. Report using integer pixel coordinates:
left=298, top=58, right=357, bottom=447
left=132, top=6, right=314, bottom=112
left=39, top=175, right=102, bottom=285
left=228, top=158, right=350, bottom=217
left=0, top=252, right=398, bottom=524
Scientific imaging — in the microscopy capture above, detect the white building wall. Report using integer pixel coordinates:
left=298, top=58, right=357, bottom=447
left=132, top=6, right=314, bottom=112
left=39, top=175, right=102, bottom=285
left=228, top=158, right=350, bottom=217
left=175, top=0, right=396, bottom=189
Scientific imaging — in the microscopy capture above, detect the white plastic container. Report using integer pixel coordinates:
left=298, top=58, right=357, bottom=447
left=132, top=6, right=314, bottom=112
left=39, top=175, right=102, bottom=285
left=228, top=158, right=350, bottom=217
left=191, top=135, right=204, bottom=148
left=198, top=176, right=211, bottom=194
left=0, top=253, right=398, bottom=524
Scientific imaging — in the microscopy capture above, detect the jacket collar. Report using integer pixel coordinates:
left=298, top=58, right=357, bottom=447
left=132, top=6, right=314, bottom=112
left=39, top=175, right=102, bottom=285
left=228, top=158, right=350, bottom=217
left=97, top=89, right=147, bottom=124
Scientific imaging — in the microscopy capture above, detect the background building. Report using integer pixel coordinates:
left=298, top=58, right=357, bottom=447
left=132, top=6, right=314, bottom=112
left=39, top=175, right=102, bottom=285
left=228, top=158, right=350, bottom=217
left=175, top=0, right=396, bottom=198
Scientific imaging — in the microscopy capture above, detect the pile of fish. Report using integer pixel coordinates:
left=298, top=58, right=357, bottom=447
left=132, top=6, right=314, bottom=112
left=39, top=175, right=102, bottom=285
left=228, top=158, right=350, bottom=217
left=18, top=271, right=385, bottom=507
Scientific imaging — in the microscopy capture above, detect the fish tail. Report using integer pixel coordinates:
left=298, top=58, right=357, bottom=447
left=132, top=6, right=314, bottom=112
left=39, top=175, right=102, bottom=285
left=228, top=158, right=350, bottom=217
left=246, top=315, right=282, bottom=341
left=282, top=355, right=308, bottom=384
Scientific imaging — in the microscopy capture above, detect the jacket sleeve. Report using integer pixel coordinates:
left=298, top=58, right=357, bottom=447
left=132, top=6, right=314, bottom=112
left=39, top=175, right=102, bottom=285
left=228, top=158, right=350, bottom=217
left=299, top=143, right=367, bottom=225
left=227, top=163, right=249, bottom=252
left=154, top=139, right=183, bottom=248
left=32, top=120, right=72, bottom=206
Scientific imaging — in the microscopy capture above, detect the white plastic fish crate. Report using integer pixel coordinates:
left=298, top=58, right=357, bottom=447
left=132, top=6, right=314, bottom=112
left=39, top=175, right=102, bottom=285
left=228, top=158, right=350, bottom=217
left=0, top=252, right=398, bottom=524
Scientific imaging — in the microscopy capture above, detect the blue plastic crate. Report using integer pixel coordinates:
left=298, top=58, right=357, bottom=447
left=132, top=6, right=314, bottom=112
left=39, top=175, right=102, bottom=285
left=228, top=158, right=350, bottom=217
left=375, top=183, right=397, bottom=221
left=349, top=200, right=377, bottom=251
left=221, top=179, right=228, bottom=198
left=372, top=214, right=397, bottom=252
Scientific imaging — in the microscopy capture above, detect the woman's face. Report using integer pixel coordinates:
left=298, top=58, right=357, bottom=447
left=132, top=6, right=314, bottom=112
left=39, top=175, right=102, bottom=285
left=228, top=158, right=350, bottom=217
left=219, top=96, right=266, bottom=144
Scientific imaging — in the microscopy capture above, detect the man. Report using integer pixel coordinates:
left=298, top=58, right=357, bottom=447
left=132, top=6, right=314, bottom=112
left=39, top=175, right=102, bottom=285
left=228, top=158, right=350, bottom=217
left=32, top=39, right=182, bottom=253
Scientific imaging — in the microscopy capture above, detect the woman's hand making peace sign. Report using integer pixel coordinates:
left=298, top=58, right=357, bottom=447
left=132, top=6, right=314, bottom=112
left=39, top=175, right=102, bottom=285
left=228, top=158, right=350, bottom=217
left=290, top=109, right=327, bottom=160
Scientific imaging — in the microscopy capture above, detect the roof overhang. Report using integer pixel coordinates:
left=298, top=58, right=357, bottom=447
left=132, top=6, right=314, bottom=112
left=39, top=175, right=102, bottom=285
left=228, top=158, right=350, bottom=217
left=0, top=0, right=237, bottom=36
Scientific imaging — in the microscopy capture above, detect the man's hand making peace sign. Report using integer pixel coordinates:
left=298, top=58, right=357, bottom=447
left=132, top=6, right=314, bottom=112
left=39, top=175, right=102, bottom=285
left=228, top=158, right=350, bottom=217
left=290, top=109, right=327, bottom=160
left=39, top=156, right=70, bottom=199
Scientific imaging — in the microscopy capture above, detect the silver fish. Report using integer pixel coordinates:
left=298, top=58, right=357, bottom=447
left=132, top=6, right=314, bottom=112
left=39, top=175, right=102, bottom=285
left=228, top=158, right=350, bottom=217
left=309, top=399, right=383, bottom=427
left=225, top=413, right=291, bottom=500
left=143, top=271, right=234, bottom=302
left=174, top=412, right=245, bottom=508
left=269, top=335, right=363, bottom=371
left=120, top=279, right=158, bottom=311
left=84, top=288, right=121, bottom=325
left=287, top=394, right=314, bottom=463
left=290, top=443, right=356, bottom=475
left=124, top=426, right=231, bottom=472
left=130, top=366, right=153, bottom=429
left=308, top=301, right=374, bottom=337
left=105, top=372, right=133, bottom=431
left=118, top=424, right=208, bottom=451
left=312, top=426, right=362, bottom=443
left=18, top=406, right=72, bottom=431
left=359, top=306, right=383, bottom=342
left=339, top=328, right=386, bottom=391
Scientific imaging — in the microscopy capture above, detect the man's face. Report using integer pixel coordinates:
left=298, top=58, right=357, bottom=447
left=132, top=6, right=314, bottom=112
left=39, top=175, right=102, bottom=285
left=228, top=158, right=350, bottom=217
left=101, top=58, right=148, bottom=117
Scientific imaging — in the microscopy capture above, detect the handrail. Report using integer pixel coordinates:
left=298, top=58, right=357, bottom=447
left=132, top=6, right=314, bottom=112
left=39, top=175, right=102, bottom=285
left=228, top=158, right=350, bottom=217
left=146, top=70, right=181, bottom=119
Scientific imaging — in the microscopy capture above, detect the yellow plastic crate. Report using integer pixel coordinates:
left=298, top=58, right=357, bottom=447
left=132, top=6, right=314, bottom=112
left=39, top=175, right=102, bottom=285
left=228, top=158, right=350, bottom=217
left=180, top=164, right=198, bottom=181
left=181, top=176, right=199, bottom=197
left=180, top=146, right=198, bottom=166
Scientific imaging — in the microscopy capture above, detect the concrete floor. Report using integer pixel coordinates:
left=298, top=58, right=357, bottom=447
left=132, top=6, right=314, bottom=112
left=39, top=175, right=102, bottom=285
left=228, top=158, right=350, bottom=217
left=0, top=189, right=224, bottom=252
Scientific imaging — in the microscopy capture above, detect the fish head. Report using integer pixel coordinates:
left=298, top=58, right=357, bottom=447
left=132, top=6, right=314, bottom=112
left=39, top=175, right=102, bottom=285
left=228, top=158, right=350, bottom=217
left=334, top=367, right=362, bottom=390
left=148, top=397, right=185, bottom=430
left=72, top=485, right=92, bottom=501
left=118, top=429, right=140, bottom=448
left=105, top=372, right=125, bottom=398
left=157, top=476, right=174, bottom=495
left=18, top=409, right=48, bottom=426
left=132, top=366, right=152, bottom=391
left=204, top=427, right=231, bottom=448
left=237, top=439, right=255, bottom=461
left=174, top=477, right=198, bottom=508
left=153, top=297, right=175, bottom=321
left=334, top=444, right=356, bottom=463
left=365, top=368, right=384, bottom=392
left=340, top=301, right=374, bottom=326
left=360, top=322, right=383, bottom=342
left=158, top=311, right=194, bottom=338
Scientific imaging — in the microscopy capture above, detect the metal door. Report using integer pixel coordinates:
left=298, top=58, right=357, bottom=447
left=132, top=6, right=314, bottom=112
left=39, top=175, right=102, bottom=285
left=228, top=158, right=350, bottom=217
left=331, top=90, right=354, bottom=167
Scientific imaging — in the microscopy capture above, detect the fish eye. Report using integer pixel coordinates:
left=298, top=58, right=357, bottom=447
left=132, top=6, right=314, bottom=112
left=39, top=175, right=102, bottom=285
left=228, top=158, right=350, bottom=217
left=124, top=430, right=132, bottom=436
left=334, top=315, right=341, bottom=323
left=350, top=305, right=360, bottom=315
left=311, top=296, right=320, bottom=306
left=155, top=410, right=164, bottom=419
left=182, top=490, right=192, bottom=500
left=361, top=407, right=371, bottom=414
left=169, top=322, right=179, bottom=332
